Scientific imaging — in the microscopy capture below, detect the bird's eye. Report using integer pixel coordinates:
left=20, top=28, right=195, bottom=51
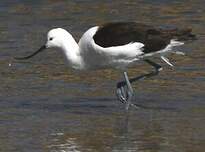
left=49, top=37, right=53, bottom=41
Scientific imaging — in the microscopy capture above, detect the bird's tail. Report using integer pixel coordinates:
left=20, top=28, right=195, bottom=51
left=160, top=27, right=197, bottom=41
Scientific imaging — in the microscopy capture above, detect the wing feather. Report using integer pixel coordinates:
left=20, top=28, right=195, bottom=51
left=93, top=22, right=183, bottom=53
left=92, top=39, right=144, bottom=58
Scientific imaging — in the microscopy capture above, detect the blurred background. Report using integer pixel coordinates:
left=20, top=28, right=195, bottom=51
left=0, top=0, right=204, bottom=151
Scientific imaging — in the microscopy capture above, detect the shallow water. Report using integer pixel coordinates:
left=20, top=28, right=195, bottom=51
left=0, top=0, right=205, bottom=152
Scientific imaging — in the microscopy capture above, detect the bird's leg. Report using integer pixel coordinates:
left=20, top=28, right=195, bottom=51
left=116, top=81, right=127, bottom=103
left=143, top=59, right=162, bottom=76
left=116, top=72, right=134, bottom=110
left=127, top=59, right=162, bottom=84
left=116, top=59, right=162, bottom=109
left=123, top=72, right=134, bottom=110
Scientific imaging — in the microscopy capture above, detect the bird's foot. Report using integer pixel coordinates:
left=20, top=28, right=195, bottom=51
left=116, top=84, right=127, bottom=103
left=116, top=82, right=139, bottom=110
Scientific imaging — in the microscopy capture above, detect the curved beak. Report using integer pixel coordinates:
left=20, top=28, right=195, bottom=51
left=14, top=45, right=46, bottom=60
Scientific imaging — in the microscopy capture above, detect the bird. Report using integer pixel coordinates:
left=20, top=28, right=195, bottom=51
left=15, top=22, right=196, bottom=110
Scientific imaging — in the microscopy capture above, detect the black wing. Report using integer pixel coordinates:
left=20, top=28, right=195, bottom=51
left=93, top=22, right=195, bottom=53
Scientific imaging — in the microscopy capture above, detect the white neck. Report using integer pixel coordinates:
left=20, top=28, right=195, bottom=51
left=60, top=35, right=84, bottom=70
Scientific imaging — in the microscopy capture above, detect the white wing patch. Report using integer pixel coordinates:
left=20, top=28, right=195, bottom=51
left=92, top=40, right=144, bottom=58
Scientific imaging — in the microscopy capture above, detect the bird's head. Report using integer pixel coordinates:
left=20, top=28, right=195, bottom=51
left=15, top=28, right=72, bottom=60
left=46, top=28, right=70, bottom=48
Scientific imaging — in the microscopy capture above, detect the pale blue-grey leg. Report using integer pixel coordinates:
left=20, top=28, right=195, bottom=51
left=116, top=59, right=162, bottom=109
left=123, top=72, right=133, bottom=110
left=116, top=72, right=134, bottom=110
left=116, top=84, right=127, bottom=103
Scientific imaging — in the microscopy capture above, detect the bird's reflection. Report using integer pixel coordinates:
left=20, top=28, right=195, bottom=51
left=112, top=108, right=169, bottom=151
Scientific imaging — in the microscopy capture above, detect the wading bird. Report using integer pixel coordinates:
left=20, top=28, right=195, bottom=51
left=15, top=22, right=196, bottom=110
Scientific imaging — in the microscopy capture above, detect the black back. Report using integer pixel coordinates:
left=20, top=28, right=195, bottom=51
left=93, top=22, right=195, bottom=53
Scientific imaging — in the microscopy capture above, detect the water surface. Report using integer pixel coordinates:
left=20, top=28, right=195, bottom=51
left=0, top=0, right=205, bottom=152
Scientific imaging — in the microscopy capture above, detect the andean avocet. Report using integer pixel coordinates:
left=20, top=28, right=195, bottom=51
left=15, top=22, right=196, bottom=110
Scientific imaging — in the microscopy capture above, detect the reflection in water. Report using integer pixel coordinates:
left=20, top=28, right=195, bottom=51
left=46, top=111, right=177, bottom=152
left=0, top=0, right=205, bottom=152
left=52, top=115, right=156, bottom=152
left=48, top=133, right=81, bottom=152
left=112, top=111, right=164, bottom=152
